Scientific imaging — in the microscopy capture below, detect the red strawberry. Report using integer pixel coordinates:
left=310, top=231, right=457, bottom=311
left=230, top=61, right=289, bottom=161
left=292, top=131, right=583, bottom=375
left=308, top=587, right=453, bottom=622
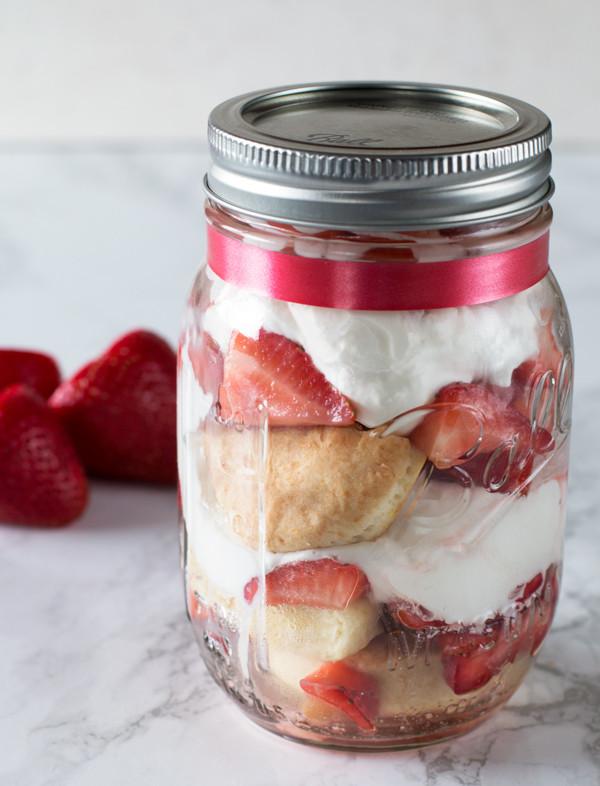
left=187, top=590, right=208, bottom=622
left=0, top=385, right=88, bottom=525
left=0, top=350, right=60, bottom=399
left=385, top=599, right=445, bottom=631
left=530, top=565, right=560, bottom=655
left=187, top=587, right=218, bottom=624
left=459, top=446, right=535, bottom=495
left=439, top=614, right=531, bottom=695
left=429, top=424, right=552, bottom=496
left=360, top=244, right=416, bottom=262
left=440, top=624, right=510, bottom=695
left=512, top=319, right=564, bottom=424
left=219, top=330, right=355, bottom=427
left=300, top=661, right=378, bottom=731
left=532, top=427, right=555, bottom=454
left=410, top=383, right=533, bottom=471
left=516, top=572, right=544, bottom=602
left=50, top=330, right=177, bottom=484
left=187, top=332, right=223, bottom=399
left=439, top=565, right=558, bottom=695
left=244, top=558, right=369, bottom=610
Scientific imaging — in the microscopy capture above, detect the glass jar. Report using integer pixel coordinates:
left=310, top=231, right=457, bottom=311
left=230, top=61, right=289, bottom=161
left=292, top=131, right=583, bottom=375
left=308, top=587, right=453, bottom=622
left=178, top=83, right=573, bottom=749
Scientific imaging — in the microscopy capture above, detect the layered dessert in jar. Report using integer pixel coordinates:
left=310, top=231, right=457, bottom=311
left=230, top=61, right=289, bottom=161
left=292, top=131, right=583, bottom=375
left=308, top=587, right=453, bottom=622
left=178, top=83, right=573, bottom=749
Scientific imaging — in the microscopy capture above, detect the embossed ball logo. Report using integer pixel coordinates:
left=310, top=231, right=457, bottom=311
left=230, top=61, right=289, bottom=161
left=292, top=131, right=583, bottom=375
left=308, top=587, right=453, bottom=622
left=306, top=132, right=384, bottom=147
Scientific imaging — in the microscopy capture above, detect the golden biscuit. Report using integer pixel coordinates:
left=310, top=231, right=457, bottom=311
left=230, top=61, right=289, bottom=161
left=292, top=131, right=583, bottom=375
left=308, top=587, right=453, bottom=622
left=257, top=598, right=381, bottom=662
left=264, top=647, right=321, bottom=693
left=201, top=423, right=425, bottom=552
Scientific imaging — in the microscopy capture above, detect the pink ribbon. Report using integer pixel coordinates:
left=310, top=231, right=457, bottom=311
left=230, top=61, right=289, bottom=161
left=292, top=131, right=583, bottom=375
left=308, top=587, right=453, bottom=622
left=207, top=226, right=549, bottom=311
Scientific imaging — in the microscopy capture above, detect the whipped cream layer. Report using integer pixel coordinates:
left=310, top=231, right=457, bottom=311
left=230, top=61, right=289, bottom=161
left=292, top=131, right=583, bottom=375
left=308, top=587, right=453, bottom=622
left=203, top=270, right=546, bottom=428
left=186, top=477, right=565, bottom=624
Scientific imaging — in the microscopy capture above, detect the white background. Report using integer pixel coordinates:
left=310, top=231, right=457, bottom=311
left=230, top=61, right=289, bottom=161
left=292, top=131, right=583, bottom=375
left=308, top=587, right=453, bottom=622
left=1, top=0, right=598, bottom=147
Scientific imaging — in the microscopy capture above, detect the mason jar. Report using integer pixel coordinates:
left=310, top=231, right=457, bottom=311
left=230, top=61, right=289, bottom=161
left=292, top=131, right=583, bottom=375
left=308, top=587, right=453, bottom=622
left=178, top=83, right=573, bottom=749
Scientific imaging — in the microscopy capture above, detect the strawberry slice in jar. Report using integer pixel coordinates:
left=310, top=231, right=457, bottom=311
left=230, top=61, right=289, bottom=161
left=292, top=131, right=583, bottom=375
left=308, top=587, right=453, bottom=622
left=384, top=599, right=446, bottom=631
left=530, top=565, right=560, bottom=655
left=244, top=558, right=370, bottom=610
left=188, top=332, right=224, bottom=399
left=300, top=661, right=379, bottom=732
left=219, top=330, right=355, bottom=427
left=511, top=318, right=564, bottom=421
left=410, top=382, right=533, bottom=471
left=410, top=381, right=555, bottom=494
left=439, top=622, right=517, bottom=695
left=438, top=565, right=560, bottom=695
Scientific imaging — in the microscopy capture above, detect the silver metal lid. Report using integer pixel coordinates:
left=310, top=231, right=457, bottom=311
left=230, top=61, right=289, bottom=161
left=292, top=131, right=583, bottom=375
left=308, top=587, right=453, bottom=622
left=206, top=82, right=553, bottom=229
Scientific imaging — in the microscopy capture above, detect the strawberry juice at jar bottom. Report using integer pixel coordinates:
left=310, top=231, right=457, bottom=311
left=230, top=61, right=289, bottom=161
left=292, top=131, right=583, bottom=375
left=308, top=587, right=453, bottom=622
left=178, top=82, right=573, bottom=749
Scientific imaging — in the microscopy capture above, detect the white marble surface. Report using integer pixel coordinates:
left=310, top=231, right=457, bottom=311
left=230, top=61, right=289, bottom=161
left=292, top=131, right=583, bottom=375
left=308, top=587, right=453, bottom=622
left=0, top=150, right=599, bottom=786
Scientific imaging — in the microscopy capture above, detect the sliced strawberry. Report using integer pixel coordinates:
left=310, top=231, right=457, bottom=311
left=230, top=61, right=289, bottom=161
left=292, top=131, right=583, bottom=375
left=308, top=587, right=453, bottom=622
left=439, top=565, right=559, bottom=695
left=385, top=599, right=445, bottom=630
left=219, top=330, right=355, bottom=427
left=439, top=620, right=520, bottom=695
left=516, top=572, right=544, bottom=602
left=50, top=330, right=177, bottom=484
left=512, top=359, right=542, bottom=418
left=460, top=446, right=534, bottom=496
left=480, top=382, right=514, bottom=407
left=409, top=399, right=484, bottom=470
left=533, top=426, right=555, bottom=454
left=243, top=577, right=259, bottom=604
left=300, top=661, right=378, bottom=731
left=512, top=359, right=558, bottom=437
left=360, top=244, right=416, bottom=262
left=512, top=318, right=564, bottom=423
left=187, top=332, right=223, bottom=399
left=0, top=349, right=61, bottom=399
left=0, top=385, right=88, bottom=526
left=187, top=590, right=209, bottom=622
left=441, top=631, right=509, bottom=695
left=243, top=558, right=369, bottom=610
left=530, top=565, right=560, bottom=655
left=410, top=383, right=533, bottom=471
left=430, top=426, right=553, bottom=495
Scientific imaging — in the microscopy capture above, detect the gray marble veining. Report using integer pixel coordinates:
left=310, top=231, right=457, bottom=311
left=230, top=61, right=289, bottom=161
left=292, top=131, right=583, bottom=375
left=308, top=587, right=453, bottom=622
left=0, top=150, right=598, bottom=786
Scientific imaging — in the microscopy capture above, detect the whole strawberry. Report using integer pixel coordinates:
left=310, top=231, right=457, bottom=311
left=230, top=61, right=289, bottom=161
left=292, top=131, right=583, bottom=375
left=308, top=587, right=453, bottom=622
left=50, top=330, right=177, bottom=484
left=0, top=385, right=88, bottom=525
left=0, top=349, right=61, bottom=398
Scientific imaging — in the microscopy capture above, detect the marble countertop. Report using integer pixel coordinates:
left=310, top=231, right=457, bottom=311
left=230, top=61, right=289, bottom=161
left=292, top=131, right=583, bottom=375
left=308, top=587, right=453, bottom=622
left=0, top=150, right=598, bottom=786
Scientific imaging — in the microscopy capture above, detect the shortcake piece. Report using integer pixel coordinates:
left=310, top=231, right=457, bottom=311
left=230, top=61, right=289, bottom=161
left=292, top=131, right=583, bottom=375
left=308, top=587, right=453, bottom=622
left=259, top=599, right=381, bottom=662
left=202, top=423, right=425, bottom=552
